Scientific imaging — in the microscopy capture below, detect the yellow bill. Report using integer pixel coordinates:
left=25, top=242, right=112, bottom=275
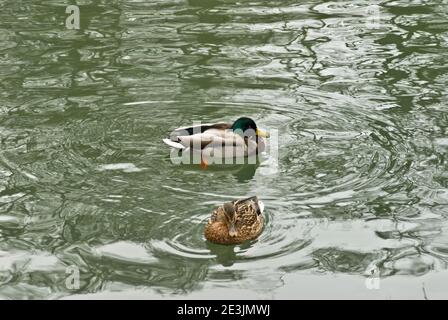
left=256, top=128, right=270, bottom=138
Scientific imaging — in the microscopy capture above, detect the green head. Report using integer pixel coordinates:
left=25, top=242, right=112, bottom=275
left=231, top=117, right=269, bottom=138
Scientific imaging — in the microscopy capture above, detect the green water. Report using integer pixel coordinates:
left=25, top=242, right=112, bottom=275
left=0, top=0, right=447, bottom=299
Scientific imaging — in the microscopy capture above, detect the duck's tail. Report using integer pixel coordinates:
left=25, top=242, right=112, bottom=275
left=162, top=138, right=185, bottom=149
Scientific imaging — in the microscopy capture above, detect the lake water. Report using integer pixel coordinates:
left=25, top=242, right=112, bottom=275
left=0, top=0, right=447, bottom=299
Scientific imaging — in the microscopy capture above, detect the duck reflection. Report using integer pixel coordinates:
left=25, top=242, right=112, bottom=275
left=233, top=163, right=258, bottom=182
left=176, top=161, right=260, bottom=182
left=205, top=240, right=254, bottom=267
left=219, top=163, right=260, bottom=182
left=206, top=242, right=237, bottom=267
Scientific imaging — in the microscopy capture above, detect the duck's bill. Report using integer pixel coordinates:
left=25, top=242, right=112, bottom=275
left=256, top=128, right=270, bottom=138
left=229, top=224, right=238, bottom=237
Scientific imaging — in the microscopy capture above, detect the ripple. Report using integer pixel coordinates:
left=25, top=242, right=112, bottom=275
left=98, top=163, right=143, bottom=173
left=93, top=241, right=158, bottom=265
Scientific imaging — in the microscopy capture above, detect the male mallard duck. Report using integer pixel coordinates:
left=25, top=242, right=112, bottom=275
left=162, top=117, right=269, bottom=169
left=204, top=196, right=265, bottom=245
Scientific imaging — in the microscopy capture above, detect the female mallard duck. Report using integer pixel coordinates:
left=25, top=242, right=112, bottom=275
left=204, top=196, right=265, bottom=245
left=162, top=117, right=269, bottom=169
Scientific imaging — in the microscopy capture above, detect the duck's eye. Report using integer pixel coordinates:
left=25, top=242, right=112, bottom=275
left=228, top=224, right=238, bottom=237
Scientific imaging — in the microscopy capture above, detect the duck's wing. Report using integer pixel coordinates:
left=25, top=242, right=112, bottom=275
left=172, top=122, right=230, bottom=137
left=209, top=205, right=226, bottom=223
left=177, top=132, right=236, bottom=150
left=163, top=122, right=231, bottom=149
left=234, top=196, right=264, bottom=216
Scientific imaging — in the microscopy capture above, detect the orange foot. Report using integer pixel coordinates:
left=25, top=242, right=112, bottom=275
left=200, top=156, right=208, bottom=170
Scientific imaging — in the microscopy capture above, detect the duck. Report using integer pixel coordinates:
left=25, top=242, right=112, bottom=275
left=162, top=117, right=269, bottom=169
left=204, top=196, right=265, bottom=245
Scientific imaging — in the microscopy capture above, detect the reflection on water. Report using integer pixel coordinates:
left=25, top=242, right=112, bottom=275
left=0, top=0, right=447, bottom=299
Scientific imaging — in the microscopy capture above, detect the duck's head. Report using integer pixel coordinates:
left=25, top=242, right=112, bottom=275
left=231, top=117, right=269, bottom=139
left=223, top=202, right=238, bottom=237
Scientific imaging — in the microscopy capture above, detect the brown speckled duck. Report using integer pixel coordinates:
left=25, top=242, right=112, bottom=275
left=204, top=196, right=265, bottom=245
